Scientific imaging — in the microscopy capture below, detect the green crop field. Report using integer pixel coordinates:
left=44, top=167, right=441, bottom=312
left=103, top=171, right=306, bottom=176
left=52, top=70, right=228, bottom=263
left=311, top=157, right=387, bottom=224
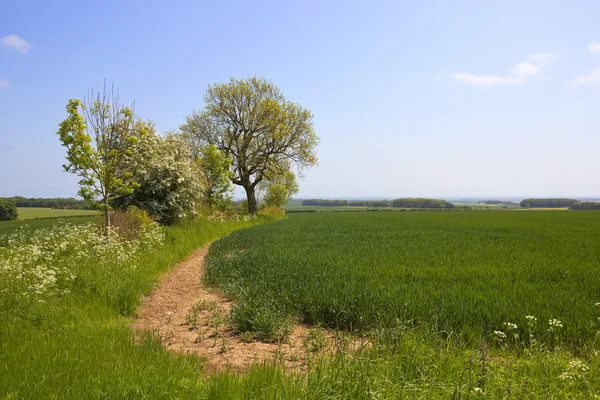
left=206, top=211, right=600, bottom=345
left=16, top=207, right=99, bottom=220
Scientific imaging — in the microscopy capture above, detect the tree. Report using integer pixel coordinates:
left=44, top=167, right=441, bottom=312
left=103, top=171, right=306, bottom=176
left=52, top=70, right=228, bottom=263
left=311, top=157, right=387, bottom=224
left=112, top=123, right=204, bottom=225
left=263, top=184, right=288, bottom=208
left=181, top=77, right=319, bottom=214
left=198, top=144, right=234, bottom=213
left=0, top=199, right=18, bottom=221
left=56, top=84, right=138, bottom=230
left=257, top=168, right=299, bottom=205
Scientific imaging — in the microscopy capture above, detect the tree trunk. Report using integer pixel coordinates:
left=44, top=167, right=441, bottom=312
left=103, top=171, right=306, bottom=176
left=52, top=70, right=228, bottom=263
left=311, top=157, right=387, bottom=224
left=104, top=198, right=111, bottom=232
left=244, top=185, right=258, bottom=215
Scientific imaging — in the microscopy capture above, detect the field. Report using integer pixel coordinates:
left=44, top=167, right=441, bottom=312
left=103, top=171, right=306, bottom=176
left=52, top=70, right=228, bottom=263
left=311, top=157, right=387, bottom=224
left=0, top=216, right=96, bottom=238
left=206, top=211, right=600, bottom=344
left=16, top=207, right=99, bottom=220
left=2, top=211, right=600, bottom=398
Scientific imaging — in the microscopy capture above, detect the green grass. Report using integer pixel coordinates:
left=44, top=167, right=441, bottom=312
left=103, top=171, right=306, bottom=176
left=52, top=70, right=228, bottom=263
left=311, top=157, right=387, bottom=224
left=0, top=216, right=284, bottom=398
left=0, top=216, right=96, bottom=238
left=16, top=207, right=99, bottom=220
left=206, top=211, right=600, bottom=345
left=3, top=212, right=600, bottom=398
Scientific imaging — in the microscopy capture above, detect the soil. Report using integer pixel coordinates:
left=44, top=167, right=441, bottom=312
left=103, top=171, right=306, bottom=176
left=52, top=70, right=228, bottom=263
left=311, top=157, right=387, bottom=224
left=132, top=245, right=351, bottom=373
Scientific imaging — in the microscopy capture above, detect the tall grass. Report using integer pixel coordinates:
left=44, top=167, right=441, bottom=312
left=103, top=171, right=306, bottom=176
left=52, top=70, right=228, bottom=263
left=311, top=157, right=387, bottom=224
left=0, top=216, right=280, bottom=398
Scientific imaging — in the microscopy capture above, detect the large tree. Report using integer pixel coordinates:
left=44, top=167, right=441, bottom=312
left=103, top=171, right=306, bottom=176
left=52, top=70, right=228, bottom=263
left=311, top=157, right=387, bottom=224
left=56, top=84, right=138, bottom=230
left=181, top=77, right=318, bottom=214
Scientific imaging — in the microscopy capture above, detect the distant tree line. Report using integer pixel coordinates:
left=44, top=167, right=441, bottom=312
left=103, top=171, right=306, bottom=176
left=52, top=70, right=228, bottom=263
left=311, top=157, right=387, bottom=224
left=482, top=200, right=518, bottom=205
left=520, top=198, right=579, bottom=208
left=349, top=200, right=393, bottom=207
left=302, top=198, right=455, bottom=209
left=302, top=199, right=349, bottom=206
left=570, top=202, right=600, bottom=210
left=1, top=197, right=94, bottom=210
left=392, top=198, right=455, bottom=209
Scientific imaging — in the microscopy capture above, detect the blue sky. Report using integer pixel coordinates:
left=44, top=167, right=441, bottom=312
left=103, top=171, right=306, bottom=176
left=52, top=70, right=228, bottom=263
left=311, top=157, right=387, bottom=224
left=1, top=0, right=599, bottom=199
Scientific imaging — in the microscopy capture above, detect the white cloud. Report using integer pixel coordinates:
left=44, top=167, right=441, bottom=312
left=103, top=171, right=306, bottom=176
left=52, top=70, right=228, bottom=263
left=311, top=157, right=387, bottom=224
left=451, top=73, right=522, bottom=87
left=588, top=42, right=600, bottom=55
left=568, top=68, right=600, bottom=88
left=512, top=61, right=540, bottom=78
left=1, top=34, right=32, bottom=54
left=452, top=52, right=554, bottom=87
left=0, top=79, right=11, bottom=89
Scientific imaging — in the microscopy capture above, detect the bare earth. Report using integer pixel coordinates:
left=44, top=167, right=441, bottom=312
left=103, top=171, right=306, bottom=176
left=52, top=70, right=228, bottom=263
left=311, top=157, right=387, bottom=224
left=133, top=245, right=333, bottom=373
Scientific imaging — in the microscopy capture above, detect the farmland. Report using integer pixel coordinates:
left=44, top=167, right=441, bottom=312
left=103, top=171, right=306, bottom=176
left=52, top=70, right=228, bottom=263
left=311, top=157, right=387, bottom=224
left=2, top=211, right=600, bottom=398
left=16, top=207, right=99, bottom=220
left=206, top=211, right=600, bottom=345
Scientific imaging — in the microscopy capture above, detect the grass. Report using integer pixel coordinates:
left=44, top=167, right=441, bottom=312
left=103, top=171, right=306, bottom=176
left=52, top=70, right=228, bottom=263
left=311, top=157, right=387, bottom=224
left=3, top=211, right=600, bottom=398
left=16, top=207, right=99, bottom=220
left=0, top=216, right=95, bottom=238
left=0, top=216, right=284, bottom=398
left=205, top=211, right=600, bottom=345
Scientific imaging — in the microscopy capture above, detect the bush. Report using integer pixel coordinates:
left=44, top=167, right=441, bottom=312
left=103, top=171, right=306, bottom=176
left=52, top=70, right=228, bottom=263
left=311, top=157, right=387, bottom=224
left=0, top=199, right=18, bottom=221
left=110, top=206, right=156, bottom=240
left=257, top=206, right=284, bottom=216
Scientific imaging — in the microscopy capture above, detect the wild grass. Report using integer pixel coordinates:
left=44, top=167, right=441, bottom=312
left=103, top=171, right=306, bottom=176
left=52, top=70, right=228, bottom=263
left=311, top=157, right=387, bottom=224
left=0, top=216, right=281, bottom=398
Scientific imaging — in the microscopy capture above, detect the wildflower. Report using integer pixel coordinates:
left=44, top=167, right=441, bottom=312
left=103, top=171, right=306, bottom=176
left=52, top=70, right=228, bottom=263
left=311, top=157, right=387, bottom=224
left=525, top=315, right=537, bottom=322
left=504, top=322, right=518, bottom=330
left=493, top=330, right=507, bottom=341
left=548, top=319, right=563, bottom=328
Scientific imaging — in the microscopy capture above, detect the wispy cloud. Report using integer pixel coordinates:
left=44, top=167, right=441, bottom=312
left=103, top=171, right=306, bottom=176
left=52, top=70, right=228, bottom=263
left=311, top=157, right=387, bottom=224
left=1, top=34, right=32, bottom=54
left=0, top=78, right=11, bottom=89
left=568, top=68, right=600, bottom=88
left=452, top=52, right=554, bottom=87
left=588, top=42, right=600, bottom=55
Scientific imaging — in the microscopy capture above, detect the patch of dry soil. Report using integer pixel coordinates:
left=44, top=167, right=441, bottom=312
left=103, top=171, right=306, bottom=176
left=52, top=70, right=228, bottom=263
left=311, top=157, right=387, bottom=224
left=133, top=245, right=343, bottom=373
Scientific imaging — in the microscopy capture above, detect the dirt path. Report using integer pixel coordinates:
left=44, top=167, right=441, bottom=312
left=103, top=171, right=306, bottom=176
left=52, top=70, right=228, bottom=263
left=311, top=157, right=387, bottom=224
left=132, top=245, right=323, bottom=373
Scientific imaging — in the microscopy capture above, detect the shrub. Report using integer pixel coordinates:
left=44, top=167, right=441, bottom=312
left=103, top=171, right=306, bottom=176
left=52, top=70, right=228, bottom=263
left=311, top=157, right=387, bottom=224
left=110, top=206, right=156, bottom=240
left=257, top=206, right=284, bottom=216
left=0, top=199, right=18, bottom=221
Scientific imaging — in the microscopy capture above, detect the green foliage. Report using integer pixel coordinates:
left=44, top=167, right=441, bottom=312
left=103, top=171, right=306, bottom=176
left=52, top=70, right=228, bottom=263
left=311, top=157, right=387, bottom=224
left=181, top=76, right=319, bottom=214
left=112, top=125, right=203, bottom=225
left=0, top=199, right=18, bottom=221
left=348, top=200, right=392, bottom=207
left=520, top=198, right=579, bottom=208
left=206, top=211, right=600, bottom=346
left=263, top=184, right=289, bottom=208
left=198, top=144, right=234, bottom=213
left=2, top=196, right=93, bottom=209
left=570, top=201, right=600, bottom=210
left=303, top=199, right=349, bottom=206
left=392, top=197, right=455, bottom=208
left=56, top=86, right=139, bottom=229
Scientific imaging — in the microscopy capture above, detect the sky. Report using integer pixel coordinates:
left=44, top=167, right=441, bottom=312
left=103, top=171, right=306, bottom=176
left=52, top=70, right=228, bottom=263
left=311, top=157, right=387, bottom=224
left=1, top=0, right=599, bottom=199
